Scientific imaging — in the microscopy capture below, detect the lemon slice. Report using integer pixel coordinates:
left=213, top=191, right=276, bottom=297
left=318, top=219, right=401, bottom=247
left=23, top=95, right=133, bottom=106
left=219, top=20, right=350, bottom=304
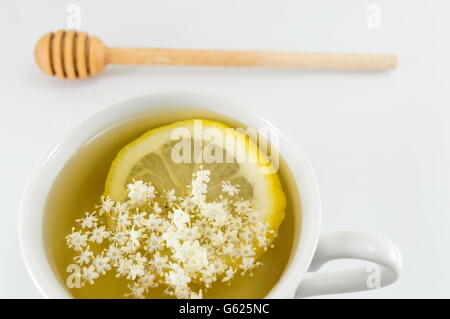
left=104, top=119, right=286, bottom=232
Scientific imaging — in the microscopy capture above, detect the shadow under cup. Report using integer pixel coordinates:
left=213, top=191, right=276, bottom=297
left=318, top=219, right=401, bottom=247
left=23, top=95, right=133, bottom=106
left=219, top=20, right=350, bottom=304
left=43, top=106, right=302, bottom=299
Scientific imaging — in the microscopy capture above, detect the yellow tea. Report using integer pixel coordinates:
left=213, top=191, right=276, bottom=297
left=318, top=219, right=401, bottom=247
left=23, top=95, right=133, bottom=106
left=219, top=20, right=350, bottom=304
left=43, top=108, right=301, bottom=298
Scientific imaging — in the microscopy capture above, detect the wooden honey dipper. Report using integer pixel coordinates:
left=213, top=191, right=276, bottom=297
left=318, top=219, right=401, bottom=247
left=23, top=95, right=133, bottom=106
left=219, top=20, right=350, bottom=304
left=35, top=30, right=397, bottom=79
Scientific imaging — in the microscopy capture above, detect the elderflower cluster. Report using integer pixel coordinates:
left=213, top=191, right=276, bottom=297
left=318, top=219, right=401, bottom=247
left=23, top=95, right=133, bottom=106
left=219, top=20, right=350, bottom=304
left=65, top=167, right=274, bottom=299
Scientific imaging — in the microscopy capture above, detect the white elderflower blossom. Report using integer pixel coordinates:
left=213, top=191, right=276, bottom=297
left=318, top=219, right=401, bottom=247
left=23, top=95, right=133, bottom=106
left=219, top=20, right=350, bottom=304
left=165, top=189, right=177, bottom=206
left=128, top=262, right=145, bottom=280
left=210, top=231, right=226, bottom=247
left=221, top=181, right=240, bottom=197
left=74, top=246, right=94, bottom=265
left=200, top=264, right=217, bottom=287
left=111, top=231, right=127, bottom=245
left=240, top=257, right=260, bottom=274
left=146, top=233, right=164, bottom=252
left=98, top=196, right=115, bottom=215
left=113, top=202, right=129, bottom=215
left=150, top=252, right=168, bottom=276
left=82, top=265, right=99, bottom=284
left=152, top=202, right=162, bottom=214
left=132, top=252, right=147, bottom=264
left=76, top=212, right=97, bottom=229
left=162, top=229, right=181, bottom=250
left=143, top=213, right=162, bottom=230
left=234, top=200, right=252, bottom=214
left=165, top=263, right=191, bottom=289
left=132, top=211, right=147, bottom=227
left=171, top=208, right=190, bottom=228
left=92, top=255, right=111, bottom=274
left=173, top=240, right=208, bottom=272
left=191, top=168, right=209, bottom=204
left=183, top=225, right=201, bottom=241
left=138, top=273, right=158, bottom=289
left=65, top=167, right=275, bottom=299
left=116, top=212, right=131, bottom=228
left=125, top=283, right=146, bottom=299
left=89, top=225, right=109, bottom=244
left=222, top=242, right=236, bottom=256
left=128, top=180, right=156, bottom=205
left=126, top=227, right=143, bottom=249
left=66, top=230, right=88, bottom=251
left=195, top=168, right=210, bottom=183
left=121, top=241, right=137, bottom=254
left=116, top=258, right=133, bottom=278
left=222, top=267, right=235, bottom=282
left=201, top=202, right=228, bottom=225
left=240, top=244, right=256, bottom=257
left=106, top=244, right=122, bottom=263
left=180, top=197, right=195, bottom=211
left=190, top=290, right=203, bottom=299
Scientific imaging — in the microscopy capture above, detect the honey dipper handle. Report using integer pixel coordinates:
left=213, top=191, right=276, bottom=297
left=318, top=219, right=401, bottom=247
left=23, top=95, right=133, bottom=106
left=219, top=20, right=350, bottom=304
left=105, top=47, right=397, bottom=70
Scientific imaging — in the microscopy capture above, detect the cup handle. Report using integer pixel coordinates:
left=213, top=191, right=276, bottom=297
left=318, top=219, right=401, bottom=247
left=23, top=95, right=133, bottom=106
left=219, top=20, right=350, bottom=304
left=295, top=231, right=402, bottom=298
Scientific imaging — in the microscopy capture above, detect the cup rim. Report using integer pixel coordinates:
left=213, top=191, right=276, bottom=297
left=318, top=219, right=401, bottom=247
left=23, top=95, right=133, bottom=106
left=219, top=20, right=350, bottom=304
left=18, top=90, right=322, bottom=299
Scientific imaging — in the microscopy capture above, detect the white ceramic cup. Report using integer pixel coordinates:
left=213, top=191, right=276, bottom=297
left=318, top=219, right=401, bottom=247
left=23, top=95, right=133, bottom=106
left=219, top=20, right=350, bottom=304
left=19, top=91, right=402, bottom=298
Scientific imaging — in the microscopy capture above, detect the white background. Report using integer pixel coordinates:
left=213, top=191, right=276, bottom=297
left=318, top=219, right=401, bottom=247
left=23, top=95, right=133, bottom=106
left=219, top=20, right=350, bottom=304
left=1, top=0, right=449, bottom=298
